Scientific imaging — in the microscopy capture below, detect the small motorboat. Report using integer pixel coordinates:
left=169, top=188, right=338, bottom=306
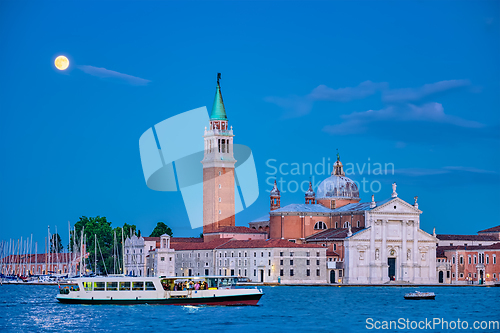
left=404, top=291, right=435, bottom=300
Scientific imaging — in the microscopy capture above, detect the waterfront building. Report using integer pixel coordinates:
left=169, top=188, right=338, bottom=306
left=123, top=235, right=158, bottom=276
left=437, top=243, right=500, bottom=285
left=434, top=224, right=500, bottom=284
left=171, top=239, right=327, bottom=283
left=145, top=234, right=175, bottom=277
left=252, top=155, right=438, bottom=284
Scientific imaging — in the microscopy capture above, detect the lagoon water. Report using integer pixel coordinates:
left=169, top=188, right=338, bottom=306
left=0, top=285, right=498, bottom=332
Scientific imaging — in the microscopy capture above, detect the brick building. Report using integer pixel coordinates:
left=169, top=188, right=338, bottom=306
left=439, top=243, right=500, bottom=285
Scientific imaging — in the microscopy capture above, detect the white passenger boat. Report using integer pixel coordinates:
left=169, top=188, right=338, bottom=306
left=57, top=276, right=263, bottom=305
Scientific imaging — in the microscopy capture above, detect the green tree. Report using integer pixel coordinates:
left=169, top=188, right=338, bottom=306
left=149, top=222, right=173, bottom=237
left=69, top=217, right=143, bottom=275
left=71, top=216, right=114, bottom=275
left=50, top=233, right=63, bottom=253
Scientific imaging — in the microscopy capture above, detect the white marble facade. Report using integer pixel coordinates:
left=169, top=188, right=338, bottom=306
left=344, top=197, right=438, bottom=284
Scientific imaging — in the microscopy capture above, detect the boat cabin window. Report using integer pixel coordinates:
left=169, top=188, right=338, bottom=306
left=119, top=282, right=131, bottom=291
left=59, top=284, right=79, bottom=294
left=94, top=282, right=105, bottom=291
left=83, top=282, right=92, bottom=291
left=206, top=277, right=237, bottom=289
left=132, top=281, right=144, bottom=291
left=107, top=282, right=118, bottom=291
left=145, top=281, right=156, bottom=291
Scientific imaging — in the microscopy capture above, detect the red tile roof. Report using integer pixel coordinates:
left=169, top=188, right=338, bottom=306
left=171, top=237, right=204, bottom=243
left=143, top=237, right=160, bottom=241
left=204, top=226, right=267, bottom=234
left=306, top=228, right=364, bottom=241
left=326, top=250, right=340, bottom=256
left=436, top=234, right=498, bottom=241
left=170, top=238, right=323, bottom=251
left=217, top=239, right=323, bottom=249
left=477, top=225, right=500, bottom=233
left=170, top=238, right=233, bottom=251
left=143, top=237, right=204, bottom=243
left=438, top=242, right=500, bottom=252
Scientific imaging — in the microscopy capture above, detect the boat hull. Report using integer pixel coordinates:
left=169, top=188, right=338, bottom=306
left=404, top=296, right=435, bottom=300
left=57, top=293, right=262, bottom=306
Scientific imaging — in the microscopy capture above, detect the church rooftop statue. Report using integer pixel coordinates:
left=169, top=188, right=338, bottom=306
left=210, top=73, right=228, bottom=121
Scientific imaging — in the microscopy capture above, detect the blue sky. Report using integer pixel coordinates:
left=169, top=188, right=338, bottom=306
left=1, top=1, right=499, bottom=249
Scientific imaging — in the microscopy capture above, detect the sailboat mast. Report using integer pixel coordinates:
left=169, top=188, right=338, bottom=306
left=48, top=226, right=51, bottom=274
left=29, top=234, right=32, bottom=275
left=95, top=234, right=97, bottom=275
left=121, top=228, right=125, bottom=275
left=79, top=229, right=83, bottom=277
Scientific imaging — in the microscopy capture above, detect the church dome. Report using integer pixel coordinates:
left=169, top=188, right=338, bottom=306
left=316, top=155, right=359, bottom=200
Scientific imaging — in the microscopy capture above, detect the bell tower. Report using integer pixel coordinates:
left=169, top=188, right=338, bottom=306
left=270, top=180, right=281, bottom=211
left=202, top=74, right=236, bottom=234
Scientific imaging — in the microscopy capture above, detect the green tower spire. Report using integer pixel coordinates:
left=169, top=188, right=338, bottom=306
left=210, top=73, right=228, bottom=121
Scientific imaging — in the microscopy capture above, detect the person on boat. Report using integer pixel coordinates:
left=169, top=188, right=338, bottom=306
left=194, top=282, right=200, bottom=290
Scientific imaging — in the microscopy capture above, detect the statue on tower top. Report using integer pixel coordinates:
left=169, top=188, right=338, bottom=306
left=217, top=73, right=221, bottom=86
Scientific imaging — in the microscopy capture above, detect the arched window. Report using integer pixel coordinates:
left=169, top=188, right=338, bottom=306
left=314, top=221, right=327, bottom=230
left=344, top=221, right=350, bottom=228
left=357, top=220, right=360, bottom=227
left=335, top=222, right=338, bottom=228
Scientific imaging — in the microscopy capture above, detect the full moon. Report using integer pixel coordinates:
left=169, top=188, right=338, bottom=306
left=54, top=56, right=69, bottom=70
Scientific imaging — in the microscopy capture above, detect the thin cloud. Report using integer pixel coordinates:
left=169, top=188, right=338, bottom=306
left=382, top=80, right=470, bottom=103
left=266, top=81, right=387, bottom=118
left=78, top=65, right=151, bottom=86
left=309, top=81, right=388, bottom=102
left=322, top=102, right=496, bottom=144
left=393, top=166, right=500, bottom=187
left=265, top=79, right=472, bottom=118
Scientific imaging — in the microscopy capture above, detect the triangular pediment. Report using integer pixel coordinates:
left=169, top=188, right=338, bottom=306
left=371, top=197, right=421, bottom=214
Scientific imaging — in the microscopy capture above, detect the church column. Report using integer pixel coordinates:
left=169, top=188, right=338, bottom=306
left=412, top=220, right=419, bottom=281
left=369, top=217, right=375, bottom=283
left=381, top=219, right=387, bottom=282
left=402, top=219, right=407, bottom=281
